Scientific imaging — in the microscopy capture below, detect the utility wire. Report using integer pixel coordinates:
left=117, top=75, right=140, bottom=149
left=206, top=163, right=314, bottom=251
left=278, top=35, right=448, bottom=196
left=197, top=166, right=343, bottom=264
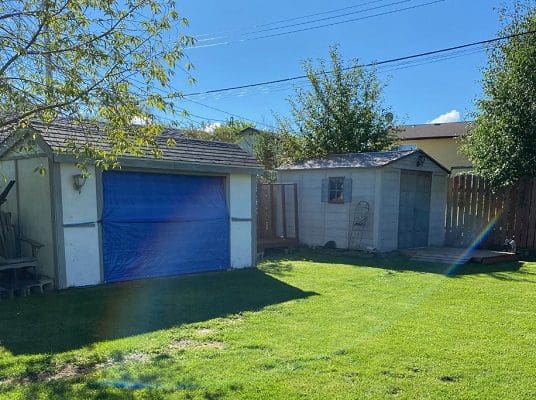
left=194, top=46, right=487, bottom=100
left=196, top=0, right=415, bottom=43
left=185, top=30, right=536, bottom=97
left=183, top=98, right=277, bottom=130
left=192, top=0, right=443, bottom=48
left=194, top=0, right=393, bottom=39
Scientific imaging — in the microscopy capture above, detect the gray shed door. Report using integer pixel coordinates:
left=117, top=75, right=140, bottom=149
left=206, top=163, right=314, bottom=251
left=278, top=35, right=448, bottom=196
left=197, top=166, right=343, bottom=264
left=398, top=170, right=432, bottom=249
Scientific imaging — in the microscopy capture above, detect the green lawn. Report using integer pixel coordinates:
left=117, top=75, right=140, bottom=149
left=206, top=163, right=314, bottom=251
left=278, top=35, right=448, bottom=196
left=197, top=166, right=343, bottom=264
left=1, top=251, right=535, bottom=399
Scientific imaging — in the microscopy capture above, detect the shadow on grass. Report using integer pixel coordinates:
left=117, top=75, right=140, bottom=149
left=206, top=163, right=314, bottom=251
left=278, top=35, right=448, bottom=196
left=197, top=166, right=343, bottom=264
left=262, top=249, right=528, bottom=279
left=0, top=268, right=316, bottom=356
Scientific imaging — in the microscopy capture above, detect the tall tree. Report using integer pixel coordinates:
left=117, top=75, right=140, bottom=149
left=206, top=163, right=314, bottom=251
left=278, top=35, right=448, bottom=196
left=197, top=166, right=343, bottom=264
left=0, top=0, right=194, bottom=167
left=283, top=46, right=395, bottom=159
left=462, top=3, right=536, bottom=188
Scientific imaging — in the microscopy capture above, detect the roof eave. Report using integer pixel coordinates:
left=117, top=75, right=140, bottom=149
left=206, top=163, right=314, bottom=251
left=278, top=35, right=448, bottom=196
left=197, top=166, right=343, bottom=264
left=53, top=153, right=263, bottom=175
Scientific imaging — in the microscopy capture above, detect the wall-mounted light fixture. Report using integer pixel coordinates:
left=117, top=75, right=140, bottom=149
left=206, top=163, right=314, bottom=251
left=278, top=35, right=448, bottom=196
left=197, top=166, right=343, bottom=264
left=416, top=154, right=426, bottom=167
left=72, top=174, right=87, bottom=194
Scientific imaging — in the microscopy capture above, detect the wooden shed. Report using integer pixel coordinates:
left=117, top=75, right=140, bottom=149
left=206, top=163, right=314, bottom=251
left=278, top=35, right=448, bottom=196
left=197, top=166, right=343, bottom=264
left=277, top=150, right=450, bottom=251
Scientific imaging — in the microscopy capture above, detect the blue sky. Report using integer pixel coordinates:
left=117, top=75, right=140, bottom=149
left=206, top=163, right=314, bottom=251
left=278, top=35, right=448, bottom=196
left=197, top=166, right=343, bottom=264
left=170, top=0, right=506, bottom=129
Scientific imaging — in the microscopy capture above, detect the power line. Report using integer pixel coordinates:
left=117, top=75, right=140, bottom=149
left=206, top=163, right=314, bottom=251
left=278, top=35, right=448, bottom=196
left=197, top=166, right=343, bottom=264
left=194, top=0, right=393, bottom=39
left=193, top=46, right=487, bottom=100
left=196, top=0, right=416, bottom=43
left=183, top=98, right=277, bottom=130
left=192, top=0, right=443, bottom=49
left=185, top=30, right=536, bottom=97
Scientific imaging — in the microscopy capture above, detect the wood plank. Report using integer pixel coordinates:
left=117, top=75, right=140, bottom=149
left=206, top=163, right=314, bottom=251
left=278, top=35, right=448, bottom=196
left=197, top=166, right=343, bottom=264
left=516, top=180, right=530, bottom=248
left=293, top=183, right=300, bottom=242
left=491, top=186, right=504, bottom=247
left=475, top=176, right=485, bottom=241
left=469, top=175, right=478, bottom=243
left=462, top=175, right=472, bottom=246
left=506, top=184, right=517, bottom=243
left=281, top=185, right=287, bottom=239
left=270, top=184, right=277, bottom=238
left=452, top=175, right=461, bottom=246
left=445, top=175, right=453, bottom=245
left=526, top=179, right=536, bottom=249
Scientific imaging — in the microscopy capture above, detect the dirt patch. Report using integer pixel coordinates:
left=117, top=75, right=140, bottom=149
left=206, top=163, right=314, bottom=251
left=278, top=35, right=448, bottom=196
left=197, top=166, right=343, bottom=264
left=4, top=351, right=153, bottom=385
left=170, top=339, right=225, bottom=351
left=195, top=328, right=215, bottom=336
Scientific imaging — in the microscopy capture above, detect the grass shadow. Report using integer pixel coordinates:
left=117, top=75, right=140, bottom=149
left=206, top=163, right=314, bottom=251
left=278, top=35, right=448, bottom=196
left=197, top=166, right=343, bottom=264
left=0, top=268, right=316, bottom=355
left=264, top=249, right=528, bottom=278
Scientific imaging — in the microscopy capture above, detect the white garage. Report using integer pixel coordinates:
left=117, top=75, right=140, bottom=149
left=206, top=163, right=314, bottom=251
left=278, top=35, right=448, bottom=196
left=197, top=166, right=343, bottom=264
left=0, top=120, right=262, bottom=288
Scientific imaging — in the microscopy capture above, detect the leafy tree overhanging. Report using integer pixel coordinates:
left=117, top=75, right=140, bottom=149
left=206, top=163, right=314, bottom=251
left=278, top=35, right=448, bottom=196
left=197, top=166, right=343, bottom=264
left=0, top=0, right=194, bottom=168
left=462, top=2, right=536, bottom=188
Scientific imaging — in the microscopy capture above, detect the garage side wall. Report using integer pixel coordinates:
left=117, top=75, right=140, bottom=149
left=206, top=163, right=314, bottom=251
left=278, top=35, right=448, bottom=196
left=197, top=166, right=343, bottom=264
left=60, top=163, right=101, bottom=288
left=229, top=173, right=254, bottom=268
left=0, top=156, right=55, bottom=279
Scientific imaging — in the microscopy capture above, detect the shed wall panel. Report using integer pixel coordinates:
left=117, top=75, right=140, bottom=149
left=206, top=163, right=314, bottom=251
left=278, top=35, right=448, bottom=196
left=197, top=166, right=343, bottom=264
left=429, top=173, right=448, bottom=246
left=377, top=169, right=401, bottom=251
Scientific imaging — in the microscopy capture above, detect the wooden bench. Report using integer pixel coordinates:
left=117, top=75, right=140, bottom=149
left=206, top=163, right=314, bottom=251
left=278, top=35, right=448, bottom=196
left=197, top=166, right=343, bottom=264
left=0, top=211, right=48, bottom=298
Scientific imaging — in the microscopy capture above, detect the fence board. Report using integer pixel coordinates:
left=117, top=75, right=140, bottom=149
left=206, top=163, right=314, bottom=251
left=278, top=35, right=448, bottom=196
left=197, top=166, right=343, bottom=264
left=446, top=175, right=536, bottom=250
left=527, top=181, right=536, bottom=248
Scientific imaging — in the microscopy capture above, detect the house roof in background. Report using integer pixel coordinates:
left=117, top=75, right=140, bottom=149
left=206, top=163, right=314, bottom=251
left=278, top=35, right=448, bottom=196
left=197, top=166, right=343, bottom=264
left=0, top=120, right=262, bottom=170
left=396, top=121, right=472, bottom=140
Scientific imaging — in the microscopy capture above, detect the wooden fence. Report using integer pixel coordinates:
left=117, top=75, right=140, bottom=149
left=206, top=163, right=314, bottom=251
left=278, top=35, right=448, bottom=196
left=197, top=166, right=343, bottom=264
left=446, top=175, right=536, bottom=250
left=257, top=183, right=299, bottom=251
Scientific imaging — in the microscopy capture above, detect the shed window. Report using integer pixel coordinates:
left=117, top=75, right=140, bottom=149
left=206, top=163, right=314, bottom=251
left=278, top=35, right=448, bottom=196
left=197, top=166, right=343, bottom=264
left=328, top=177, right=345, bottom=203
left=321, top=177, right=352, bottom=204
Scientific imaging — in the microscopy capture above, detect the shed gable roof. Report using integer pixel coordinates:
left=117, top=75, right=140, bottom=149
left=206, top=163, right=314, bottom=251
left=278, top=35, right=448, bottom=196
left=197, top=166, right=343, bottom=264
left=0, top=120, right=262, bottom=170
left=278, top=149, right=449, bottom=174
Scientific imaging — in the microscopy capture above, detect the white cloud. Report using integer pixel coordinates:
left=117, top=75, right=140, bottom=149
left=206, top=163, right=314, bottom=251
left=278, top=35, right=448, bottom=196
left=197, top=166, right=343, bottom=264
left=428, top=110, right=461, bottom=124
left=131, top=116, right=149, bottom=125
left=203, top=122, right=221, bottom=133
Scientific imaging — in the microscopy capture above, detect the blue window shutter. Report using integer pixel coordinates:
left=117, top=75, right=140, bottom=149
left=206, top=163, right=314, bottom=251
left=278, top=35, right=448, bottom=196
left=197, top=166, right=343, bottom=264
left=344, top=178, right=353, bottom=204
left=321, top=178, right=328, bottom=202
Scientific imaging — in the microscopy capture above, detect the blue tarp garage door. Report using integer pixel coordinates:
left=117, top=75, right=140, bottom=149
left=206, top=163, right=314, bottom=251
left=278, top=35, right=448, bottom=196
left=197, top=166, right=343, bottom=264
left=102, top=171, right=230, bottom=283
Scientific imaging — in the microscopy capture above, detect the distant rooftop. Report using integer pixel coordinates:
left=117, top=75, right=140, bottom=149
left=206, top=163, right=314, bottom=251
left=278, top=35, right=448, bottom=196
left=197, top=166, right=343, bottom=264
left=396, top=121, right=472, bottom=140
left=278, top=150, right=418, bottom=171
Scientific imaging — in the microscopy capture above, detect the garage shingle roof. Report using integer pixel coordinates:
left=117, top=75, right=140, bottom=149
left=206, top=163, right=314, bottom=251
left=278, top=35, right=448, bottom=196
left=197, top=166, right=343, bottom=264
left=278, top=150, right=418, bottom=170
left=1, top=120, right=262, bottom=170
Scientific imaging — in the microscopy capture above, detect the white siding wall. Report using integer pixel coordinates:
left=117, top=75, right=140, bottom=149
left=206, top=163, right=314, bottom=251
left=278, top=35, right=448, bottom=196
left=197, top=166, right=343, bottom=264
left=0, top=157, right=55, bottom=278
left=348, top=169, right=377, bottom=249
left=229, top=174, right=253, bottom=268
left=0, top=160, right=18, bottom=224
left=16, top=158, right=55, bottom=279
left=60, top=164, right=101, bottom=287
left=278, top=168, right=378, bottom=250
